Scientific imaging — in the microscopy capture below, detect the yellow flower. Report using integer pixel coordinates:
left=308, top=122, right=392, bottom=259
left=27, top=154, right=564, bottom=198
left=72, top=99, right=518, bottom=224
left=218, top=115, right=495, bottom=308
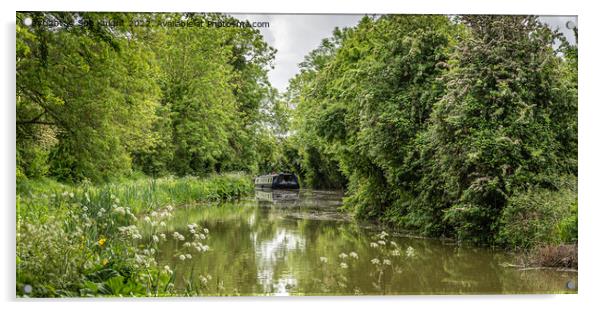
left=102, top=258, right=109, bottom=266
left=98, top=237, right=107, bottom=247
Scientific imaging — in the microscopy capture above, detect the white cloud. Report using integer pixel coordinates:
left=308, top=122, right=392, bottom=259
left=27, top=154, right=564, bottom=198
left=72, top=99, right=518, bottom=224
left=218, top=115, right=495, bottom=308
left=232, top=14, right=363, bottom=92
left=232, top=14, right=577, bottom=93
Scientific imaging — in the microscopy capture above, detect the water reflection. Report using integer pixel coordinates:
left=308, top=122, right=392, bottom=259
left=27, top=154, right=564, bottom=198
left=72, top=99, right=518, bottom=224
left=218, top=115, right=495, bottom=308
left=255, top=189, right=300, bottom=205
left=252, top=228, right=304, bottom=295
left=155, top=189, right=577, bottom=295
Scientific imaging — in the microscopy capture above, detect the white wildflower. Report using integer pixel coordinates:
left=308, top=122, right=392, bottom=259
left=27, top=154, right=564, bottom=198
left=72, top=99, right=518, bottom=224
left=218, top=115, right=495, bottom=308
left=340, top=262, right=348, bottom=269
left=185, top=254, right=192, bottom=259
left=383, top=259, right=391, bottom=265
left=349, top=252, right=359, bottom=259
left=319, top=257, right=328, bottom=263
left=172, top=232, right=185, bottom=241
left=152, top=235, right=160, bottom=243
left=199, top=275, right=208, bottom=285
left=378, top=240, right=386, bottom=246
left=370, top=242, right=379, bottom=248
left=179, top=254, right=186, bottom=261
left=113, top=207, right=126, bottom=215
left=406, top=246, right=415, bottom=258
left=339, top=253, right=348, bottom=259
left=370, top=258, right=380, bottom=265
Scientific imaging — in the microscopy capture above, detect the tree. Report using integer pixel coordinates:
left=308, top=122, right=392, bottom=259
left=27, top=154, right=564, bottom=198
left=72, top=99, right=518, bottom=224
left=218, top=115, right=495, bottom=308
left=17, top=12, right=160, bottom=182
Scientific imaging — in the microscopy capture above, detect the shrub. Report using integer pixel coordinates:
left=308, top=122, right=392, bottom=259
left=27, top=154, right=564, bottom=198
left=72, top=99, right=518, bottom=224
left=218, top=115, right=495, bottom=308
left=558, top=201, right=578, bottom=243
left=496, top=176, right=577, bottom=248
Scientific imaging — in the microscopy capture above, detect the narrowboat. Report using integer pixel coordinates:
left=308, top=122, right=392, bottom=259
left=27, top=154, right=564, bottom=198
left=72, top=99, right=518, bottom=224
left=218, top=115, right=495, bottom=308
left=254, top=173, right=300, bottom=189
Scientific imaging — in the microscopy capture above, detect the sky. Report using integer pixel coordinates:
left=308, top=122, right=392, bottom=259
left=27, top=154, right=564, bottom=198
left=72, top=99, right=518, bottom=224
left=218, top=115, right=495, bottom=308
left=232, top=14, right=577, bottom=93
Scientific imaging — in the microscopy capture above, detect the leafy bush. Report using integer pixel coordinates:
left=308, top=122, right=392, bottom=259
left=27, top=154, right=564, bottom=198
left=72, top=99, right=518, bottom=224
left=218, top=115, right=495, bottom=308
left=496, top=176, right=577, bottom=248
left=558, top=201, right=578, bottom=243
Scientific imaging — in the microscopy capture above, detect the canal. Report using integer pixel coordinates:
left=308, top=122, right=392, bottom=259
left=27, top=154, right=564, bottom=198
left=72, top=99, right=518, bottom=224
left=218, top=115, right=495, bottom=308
left=155, top=189, right=577, bottom=295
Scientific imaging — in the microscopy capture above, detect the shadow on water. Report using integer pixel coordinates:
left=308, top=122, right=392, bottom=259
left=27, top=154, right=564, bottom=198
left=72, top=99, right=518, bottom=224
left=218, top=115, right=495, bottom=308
left=155, top=189, right=577, bottom=296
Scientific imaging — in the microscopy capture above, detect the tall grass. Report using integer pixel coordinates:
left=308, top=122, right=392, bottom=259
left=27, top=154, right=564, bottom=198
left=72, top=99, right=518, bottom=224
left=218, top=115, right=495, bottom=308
left=17, top=173, right=253, bottom=215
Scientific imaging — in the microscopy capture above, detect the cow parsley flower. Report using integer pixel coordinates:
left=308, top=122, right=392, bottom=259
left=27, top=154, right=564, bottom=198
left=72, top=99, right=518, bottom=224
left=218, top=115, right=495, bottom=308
left=406, top=246, right=415, bottom=258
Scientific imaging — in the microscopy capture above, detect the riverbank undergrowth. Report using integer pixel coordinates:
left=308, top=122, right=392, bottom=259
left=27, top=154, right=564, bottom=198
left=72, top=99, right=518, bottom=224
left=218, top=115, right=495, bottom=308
left=16, top=173, right=253, bottom=297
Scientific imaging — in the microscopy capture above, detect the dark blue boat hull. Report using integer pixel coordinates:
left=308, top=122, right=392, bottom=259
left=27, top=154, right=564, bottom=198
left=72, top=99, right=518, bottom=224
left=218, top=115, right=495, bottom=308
left=255, top=173, right=300, bottom=189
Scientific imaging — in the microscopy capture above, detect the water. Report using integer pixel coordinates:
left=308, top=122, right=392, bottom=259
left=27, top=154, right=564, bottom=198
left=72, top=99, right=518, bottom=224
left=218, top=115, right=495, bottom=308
left=156, top=189, right=577, bottom=295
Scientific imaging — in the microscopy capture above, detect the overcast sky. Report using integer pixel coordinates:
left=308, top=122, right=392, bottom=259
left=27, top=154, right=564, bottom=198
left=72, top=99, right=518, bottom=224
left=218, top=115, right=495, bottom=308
left=232, top=14, right=577, bottom=93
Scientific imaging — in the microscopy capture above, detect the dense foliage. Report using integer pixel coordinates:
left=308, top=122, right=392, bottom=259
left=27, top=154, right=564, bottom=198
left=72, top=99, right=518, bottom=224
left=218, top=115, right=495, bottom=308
left=286, top=15, right=577, bottom=246
left=17, top=174, right=253, bottom=296
left=17, top=12, right=280, bottom=182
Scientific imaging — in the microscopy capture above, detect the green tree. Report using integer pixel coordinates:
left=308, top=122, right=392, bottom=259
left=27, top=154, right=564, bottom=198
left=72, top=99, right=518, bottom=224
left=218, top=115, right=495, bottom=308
left=17, top=12, right=161, bottom=182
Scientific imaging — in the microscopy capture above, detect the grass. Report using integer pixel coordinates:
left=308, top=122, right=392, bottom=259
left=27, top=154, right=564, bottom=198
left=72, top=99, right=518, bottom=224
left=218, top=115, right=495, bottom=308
left=16, top=173, right=254, bottom=297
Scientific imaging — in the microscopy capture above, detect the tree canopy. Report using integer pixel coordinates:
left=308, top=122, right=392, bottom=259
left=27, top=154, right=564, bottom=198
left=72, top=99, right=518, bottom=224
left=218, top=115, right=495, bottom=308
left=17, top=12, right=280, bottom=182
left=285, top=15, right=577, bottom=244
